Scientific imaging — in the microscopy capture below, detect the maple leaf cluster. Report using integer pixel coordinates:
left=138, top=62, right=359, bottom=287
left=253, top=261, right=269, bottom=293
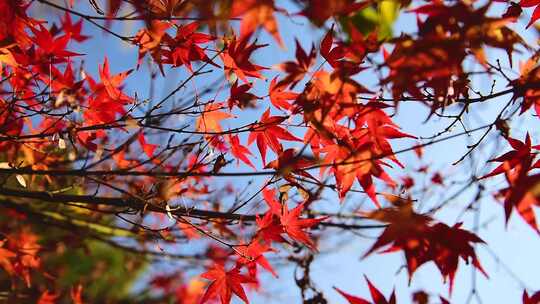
left=384, top=2, right=524, bottom=112
left=480, top=134, right=540, bottom=232
left=364, top=201, right=486, bottom=293
left=194, top=188, right=327, bottom=303
left=3, top=0, right=540, bottom=303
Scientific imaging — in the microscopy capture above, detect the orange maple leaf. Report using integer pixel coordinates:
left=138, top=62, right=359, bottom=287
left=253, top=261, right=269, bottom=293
left=231, top=0, right=284, bottom=47
left=196, top=102, right=234, bottom=133
left=269, top=77, right=299, bottom=110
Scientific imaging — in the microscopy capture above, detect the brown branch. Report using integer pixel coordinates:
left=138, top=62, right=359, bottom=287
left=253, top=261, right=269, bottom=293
left=37, top=0, right=241, bottom=21
left=0, top=188, right=385, bottom=230
left=0, top=122, right=492, bottom=178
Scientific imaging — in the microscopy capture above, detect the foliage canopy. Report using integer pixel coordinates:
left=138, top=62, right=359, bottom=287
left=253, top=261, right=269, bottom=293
left=2, top=0, right=540, bottom=303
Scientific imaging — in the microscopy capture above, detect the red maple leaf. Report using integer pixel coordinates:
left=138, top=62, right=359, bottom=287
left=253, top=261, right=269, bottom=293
left=342, top=24, right=380, bottom=63
left=227, top=135, right=256, bottom=169
left=364, top=202, right=485, bottom=293
left=82, top=58, right=133, bottom=125
left=334, top=288, right=371, bottom=304
left=255, top=212, right=287, bottom=245
left=523, top=289, right=540, bottom=304
left=0, top=240, right=15, bottom=278
left=480, top=134, right=540, bottom=179
left=133, top=21, right=171, bottom=73
left=0, top=0, right=32, bottom=48
left=167, top=21, right=217, bottom=71
left=138, top=132, right=158, bottom=158
left=235, top=239, right=277, bottom=278
left=300, top=0, right=369, bottom=25
left=61, top=12, right=89, bottom=42
left=482, top=134, right=540, bottom=232
left=497, top=170, right=540, bottom=233
left=255, top=189, right=288, bottom=244
left=256, top=188, right=327, bottom=250
left=221, top=35, right=267, bottom=83
left=30, top=24, right=82, bottom=62
left=0, top=230, right=42, bottom=287
left=280, top=201, right=326, bottom=250
left=354, top=103, right=416, bottom=167
left=71, top=284, right=84, bottom=304
left=248, top=109, right=300, bottom=165
left=520, top=0, right=540, bottom=28
left=265, top=148, right=316, bottom=181
left=320, top=25, right=346, bottom=68
left=228, top=80, right=259, bottom=109
left=276, top=39, right=316, bottom=89
left=98, top=57, right=132, bottom=102
left=76, top=130, right=101, bottom=152
left=428, top=222, right=487, bottom=293
left=269, top=77, right=299, bottom=110
left=200, top=264, right=255, bottom=304
left=320, top=142, right=395, bottom=206
left=37, top=290, right=58, bottom=304
left=38, top=62, right=84, bottom=97
left=334, top=275, right=396, bottom=304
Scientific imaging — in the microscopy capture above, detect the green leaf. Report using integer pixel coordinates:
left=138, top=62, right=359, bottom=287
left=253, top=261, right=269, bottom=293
left=341, top=0, right=402, bottom=40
